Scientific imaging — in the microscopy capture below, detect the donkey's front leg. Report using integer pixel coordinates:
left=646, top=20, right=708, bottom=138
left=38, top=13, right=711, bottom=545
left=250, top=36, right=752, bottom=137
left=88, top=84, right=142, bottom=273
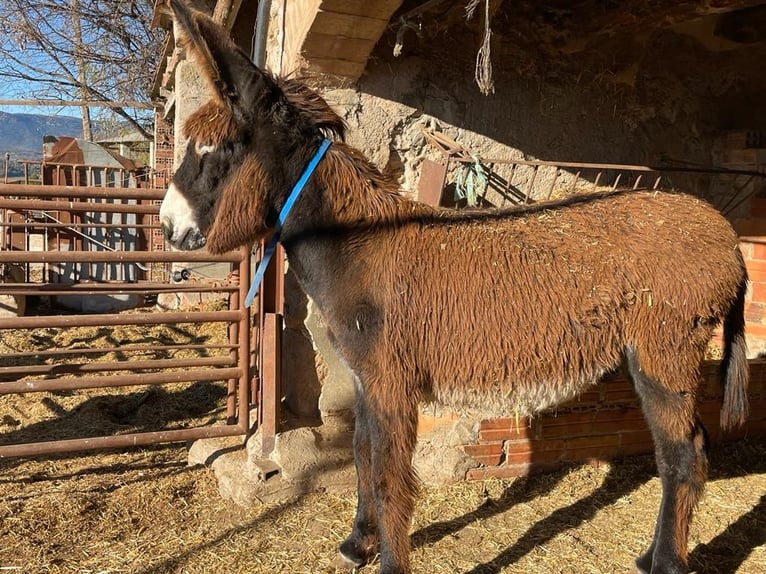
left=368, top=393, right=419, bottom=574
left=339, top=388, right=380, bottom=568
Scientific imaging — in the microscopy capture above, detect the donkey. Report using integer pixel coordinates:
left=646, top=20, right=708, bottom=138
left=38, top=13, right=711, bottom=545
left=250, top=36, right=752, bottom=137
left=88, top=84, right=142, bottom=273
left=161, top=2, right=749, bottom=573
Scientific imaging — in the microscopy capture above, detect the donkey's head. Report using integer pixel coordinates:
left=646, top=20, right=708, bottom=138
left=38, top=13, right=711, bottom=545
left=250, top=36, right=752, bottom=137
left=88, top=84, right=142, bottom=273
left=160, top=0, right=345, bottom=254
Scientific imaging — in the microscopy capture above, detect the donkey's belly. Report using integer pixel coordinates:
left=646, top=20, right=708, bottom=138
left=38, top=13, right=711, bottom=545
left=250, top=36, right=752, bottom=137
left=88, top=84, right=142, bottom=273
left=429, top=371, right=605, bottom=418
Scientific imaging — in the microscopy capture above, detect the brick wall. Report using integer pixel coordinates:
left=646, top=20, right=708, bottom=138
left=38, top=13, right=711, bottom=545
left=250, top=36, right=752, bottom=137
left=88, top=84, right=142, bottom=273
left=464, top=362, right=766, bottom=479
left=462, top=129, right=766, bottom=478
left=152, top=111, right=174, bottom=253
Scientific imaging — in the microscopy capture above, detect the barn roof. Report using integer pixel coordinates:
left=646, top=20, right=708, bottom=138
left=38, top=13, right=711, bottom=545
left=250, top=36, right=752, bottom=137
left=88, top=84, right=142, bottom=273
left=43, top=136, right=141, bottom=171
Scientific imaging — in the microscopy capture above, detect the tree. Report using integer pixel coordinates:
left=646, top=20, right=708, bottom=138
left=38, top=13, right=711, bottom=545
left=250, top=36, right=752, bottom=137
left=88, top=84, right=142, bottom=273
left=0, top=0, right=163, bottom=139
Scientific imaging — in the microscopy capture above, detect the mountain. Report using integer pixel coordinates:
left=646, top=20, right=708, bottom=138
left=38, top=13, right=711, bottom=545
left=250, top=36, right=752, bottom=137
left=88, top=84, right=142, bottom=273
left=0, top=111, right=83, bottom=159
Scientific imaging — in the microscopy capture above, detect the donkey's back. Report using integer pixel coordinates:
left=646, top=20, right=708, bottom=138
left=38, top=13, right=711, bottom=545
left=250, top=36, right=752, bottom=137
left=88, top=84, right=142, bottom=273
left=352, top=191, right=745, bottom=413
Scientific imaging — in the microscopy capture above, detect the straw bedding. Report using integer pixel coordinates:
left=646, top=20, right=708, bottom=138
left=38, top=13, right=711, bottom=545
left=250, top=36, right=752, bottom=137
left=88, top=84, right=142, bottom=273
left=0, top=441, right=764, bottom=572
left=1, top=314, right=764, bottom=573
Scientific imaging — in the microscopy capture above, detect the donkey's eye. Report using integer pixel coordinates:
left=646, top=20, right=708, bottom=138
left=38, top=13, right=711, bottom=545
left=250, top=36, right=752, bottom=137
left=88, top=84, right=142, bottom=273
left=194, top=141, right=217, bottom=156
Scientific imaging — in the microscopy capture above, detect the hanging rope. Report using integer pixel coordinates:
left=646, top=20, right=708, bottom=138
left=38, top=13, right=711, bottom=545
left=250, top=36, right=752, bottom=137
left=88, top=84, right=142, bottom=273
left=473, top=0, right=495, bottom=95
left=454, top=154, right=486, bottom=207
left=393, top=16, right=422, bottom=57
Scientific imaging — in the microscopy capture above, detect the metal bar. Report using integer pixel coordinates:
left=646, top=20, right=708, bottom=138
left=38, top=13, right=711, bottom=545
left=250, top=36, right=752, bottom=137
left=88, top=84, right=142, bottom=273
left=545, top=168, right=559, bottom=200
left=0, top=184, right=166, bottom=200
left=0, top=356, right=235, bottom=378
left=2, top=222, right=161, bottom=229
left=237, top=247, right=252, bottom=432
left=593, top=171, right=603, bottom=190
left=476, top=158, right=766, bottom=178
left=0, top=310, right=240, bottom=330
left=0, top=367, right=241, bottom=394
left=0, top=199, right=157, bottom=214
left=525, top=165, right=539, bottom=203
left=0, top=99, right=158, bottom=110
left=0, top=282, right=239, bottom=295
left=2, top=344, right=236, bottom=360
left=0, top=250, right=241, bottom=263
left=0, top=424, right=244, bottom=459
left=568, top=170, right=582, bottom=193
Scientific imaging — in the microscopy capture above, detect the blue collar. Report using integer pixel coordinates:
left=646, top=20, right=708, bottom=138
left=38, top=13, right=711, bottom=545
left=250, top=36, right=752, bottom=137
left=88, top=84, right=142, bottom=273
left=244, top=138, right=332, bottom=307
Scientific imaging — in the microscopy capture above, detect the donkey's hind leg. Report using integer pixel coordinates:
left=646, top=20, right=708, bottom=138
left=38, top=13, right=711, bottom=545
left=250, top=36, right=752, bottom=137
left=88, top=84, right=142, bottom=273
left=626, top=348, right=708, bottom=574
left=338, top=385, right=380, bottom=567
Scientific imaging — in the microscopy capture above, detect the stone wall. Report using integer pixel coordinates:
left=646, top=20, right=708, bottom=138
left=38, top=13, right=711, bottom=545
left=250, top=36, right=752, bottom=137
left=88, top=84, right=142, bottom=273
left=260, top=6, right=766, bottom=483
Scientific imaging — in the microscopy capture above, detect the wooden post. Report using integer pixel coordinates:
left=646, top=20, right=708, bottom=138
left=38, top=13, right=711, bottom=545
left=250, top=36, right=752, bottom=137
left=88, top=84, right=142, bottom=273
left=260, top=312, right=282, bottom=456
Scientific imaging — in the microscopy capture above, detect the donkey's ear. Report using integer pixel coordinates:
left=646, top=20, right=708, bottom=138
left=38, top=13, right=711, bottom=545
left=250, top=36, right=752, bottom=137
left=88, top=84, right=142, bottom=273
left=169, top=0, right=277, bottom=119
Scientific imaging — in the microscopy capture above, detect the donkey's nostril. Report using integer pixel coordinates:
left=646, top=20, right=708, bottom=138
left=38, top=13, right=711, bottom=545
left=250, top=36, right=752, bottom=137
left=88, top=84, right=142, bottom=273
left=162, top=222, right=174, bottom=243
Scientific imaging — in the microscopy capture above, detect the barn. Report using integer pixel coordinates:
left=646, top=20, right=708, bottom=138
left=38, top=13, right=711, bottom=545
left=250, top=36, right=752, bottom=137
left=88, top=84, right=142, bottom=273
left=147, top=0, right=766, bottom=499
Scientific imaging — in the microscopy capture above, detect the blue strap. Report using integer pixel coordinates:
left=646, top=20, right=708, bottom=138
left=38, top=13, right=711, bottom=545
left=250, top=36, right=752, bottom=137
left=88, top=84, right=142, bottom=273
left=244, top=138, right=332, bottom=308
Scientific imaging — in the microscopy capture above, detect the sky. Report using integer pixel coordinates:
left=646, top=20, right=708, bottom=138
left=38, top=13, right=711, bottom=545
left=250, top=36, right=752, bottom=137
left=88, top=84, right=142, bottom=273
left=0, top=72, right=84, bottom=118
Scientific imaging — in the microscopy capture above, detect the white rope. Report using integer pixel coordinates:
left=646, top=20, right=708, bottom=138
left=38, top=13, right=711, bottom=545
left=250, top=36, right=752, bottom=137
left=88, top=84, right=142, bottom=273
left=474, top=0, right=494, bottom=95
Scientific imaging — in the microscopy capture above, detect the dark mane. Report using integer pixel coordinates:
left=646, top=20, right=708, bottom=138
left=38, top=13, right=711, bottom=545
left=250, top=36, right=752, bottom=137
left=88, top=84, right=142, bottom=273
left=278, top=77, right=347, bottom=141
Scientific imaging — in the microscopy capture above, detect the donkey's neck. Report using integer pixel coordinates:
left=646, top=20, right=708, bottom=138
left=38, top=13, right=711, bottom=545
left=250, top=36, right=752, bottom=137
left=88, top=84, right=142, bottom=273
left=278, top=142, right=436, bottom=306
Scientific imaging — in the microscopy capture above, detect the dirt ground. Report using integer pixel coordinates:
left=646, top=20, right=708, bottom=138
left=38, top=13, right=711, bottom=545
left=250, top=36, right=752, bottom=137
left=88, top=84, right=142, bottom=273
left=0, top=438, right=764, bottom=574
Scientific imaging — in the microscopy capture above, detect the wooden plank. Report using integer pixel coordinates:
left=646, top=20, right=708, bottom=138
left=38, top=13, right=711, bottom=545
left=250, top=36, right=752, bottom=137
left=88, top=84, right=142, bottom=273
left=320, top=0, right=404, bottom=20
left=313, top=11, right=389, bottom=41
left=417, top=159, right=448, bottom=207
left=302, top=34, right=375, bottom=62
left=260, top=312, right=282, bottom=456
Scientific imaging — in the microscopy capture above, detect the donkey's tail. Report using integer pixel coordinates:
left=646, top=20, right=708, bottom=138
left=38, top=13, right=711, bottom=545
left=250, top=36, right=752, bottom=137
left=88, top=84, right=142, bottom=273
left=720, top=276, right=750, bottom=431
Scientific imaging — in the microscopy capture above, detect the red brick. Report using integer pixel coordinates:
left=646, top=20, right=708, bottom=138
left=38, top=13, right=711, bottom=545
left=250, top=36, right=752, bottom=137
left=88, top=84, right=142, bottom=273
left=743, top=322, right=766, bottom=338
left=746, top=258, right=766, bottom=274
left=539, top=408, right=645, bottom=439
left=466, top=462, right=566, bottom=479
left=617, top=439, right=655, bottom=456
left=478, top=417, right=533, bottom=441
left=463, top=442, right=504, bottom=466
left=751, top=242, right=766, bottom=261
left=750, top=282, right=766, bottom=304
left=505, top=447, right=562, bottom=466
left=745, top=301, right=766, bottom=323
left=564, top=434, right=620, bottom=452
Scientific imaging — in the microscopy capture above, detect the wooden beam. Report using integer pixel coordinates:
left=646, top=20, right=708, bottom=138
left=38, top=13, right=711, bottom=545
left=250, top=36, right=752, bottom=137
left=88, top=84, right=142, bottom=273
left=320, top=0, right=404, bottom=20
left=302, top=34, right=376, bottom=62
left=0, top=99, right=157, bottom=109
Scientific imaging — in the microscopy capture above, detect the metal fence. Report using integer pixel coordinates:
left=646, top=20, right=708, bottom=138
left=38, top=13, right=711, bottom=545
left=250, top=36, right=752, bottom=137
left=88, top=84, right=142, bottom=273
left=0, top=182, right=255, bottom=458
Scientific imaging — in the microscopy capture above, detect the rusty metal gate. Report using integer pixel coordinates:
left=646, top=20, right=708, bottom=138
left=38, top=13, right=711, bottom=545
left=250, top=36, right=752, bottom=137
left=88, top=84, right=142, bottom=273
left=0, top=182, right=281, bottom=458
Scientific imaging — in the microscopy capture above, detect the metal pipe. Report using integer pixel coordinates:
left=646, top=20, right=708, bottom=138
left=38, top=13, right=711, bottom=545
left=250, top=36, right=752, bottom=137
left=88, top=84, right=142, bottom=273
left=2, top=343, right=236, bottom=360
left=253, top=0, right=273, bottom=67
left=0, top=367, right=241, bottom=394
left=0, top=282, right=239, bottom=295
left=0, top=424, right=245, bottom=459
left=0, top=250, right=241, bottom=263
left=0, top=310, right=240, bottom=330
left=237, top=246, right=252, bottom=432
left=0, top=198, right=158, bottom=214
left=0, top=183, right=166, bottom=200
left=0, top=356, right=235, bottom=378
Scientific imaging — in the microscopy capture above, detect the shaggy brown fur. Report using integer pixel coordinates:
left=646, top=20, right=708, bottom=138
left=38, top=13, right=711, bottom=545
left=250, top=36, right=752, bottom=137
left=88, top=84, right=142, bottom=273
left=163, top=3, right=750, bottom=573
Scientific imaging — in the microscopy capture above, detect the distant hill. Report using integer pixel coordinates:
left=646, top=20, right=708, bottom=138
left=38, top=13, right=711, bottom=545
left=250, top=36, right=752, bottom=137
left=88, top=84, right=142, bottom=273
left=0, top=111, right=83, bottom=159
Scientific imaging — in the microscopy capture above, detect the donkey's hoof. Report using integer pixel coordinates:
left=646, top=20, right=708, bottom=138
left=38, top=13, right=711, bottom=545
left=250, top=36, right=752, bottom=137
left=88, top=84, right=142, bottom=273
left=335, top=550, right=363, bottom=571
left=338, top=539, right=366, bottom=567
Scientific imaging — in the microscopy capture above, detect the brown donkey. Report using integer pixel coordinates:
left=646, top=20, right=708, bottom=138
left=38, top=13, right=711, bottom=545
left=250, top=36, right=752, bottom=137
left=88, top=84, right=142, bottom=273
left=161, top=2, right=749, bottom=573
